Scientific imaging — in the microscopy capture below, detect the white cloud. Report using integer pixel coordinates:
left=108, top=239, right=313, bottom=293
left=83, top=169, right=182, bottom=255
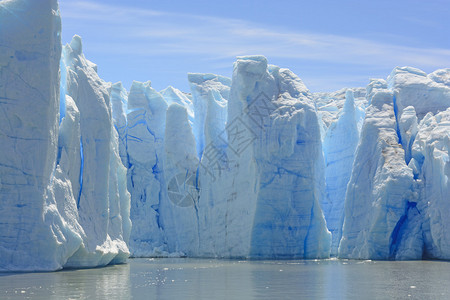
left=59, top=1, right=450, bottom=91
left=61, top=1, right=450, bottom=67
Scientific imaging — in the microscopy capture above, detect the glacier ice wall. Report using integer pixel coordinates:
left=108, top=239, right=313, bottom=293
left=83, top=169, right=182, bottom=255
left=0, top=0, right=75, bottom=271
left=110, top=59, right=449, bottom=260
left=339, top=67, right=450, bottom=260
left=321, top=90, right=362, bottom=256
left=338, top=89, right=415, bottom=259
left=160, top=86, right=194, bottom=126
left=188, top=73, right=230, bottom=257
left=0, top=0, right=130, bottom=271
left=1, top=0, right=450, bottom=266
left=125, top=81, right=168, bottom=257
left=162, top=103, right=199, bottom=255
left=188, top=73, right=231, bottom=158
left=61, top=35, right=131, bottom=267
left=412, top=108, right=450, bottom=259
left=116, top=58, right=332, bottom=259
left=126, top=56, right=332, bottom=258
left=192, top=57, right=331, bottom=258
left=111, top=82, right=129, bottom=166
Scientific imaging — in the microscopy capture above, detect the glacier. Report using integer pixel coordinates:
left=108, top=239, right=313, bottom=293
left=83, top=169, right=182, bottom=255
left=339, top=68, right=450, bottom=260
left=321, top=90, right=363, bottom=256
left=123, top=64, right=448, bottom=260
left=0, top=0, right=130, bottom=271
left=125, top=81, right=168, bottom=257
left=1, top=0, right=450, bottom=272
left=61, top=34, right=131, bottom=267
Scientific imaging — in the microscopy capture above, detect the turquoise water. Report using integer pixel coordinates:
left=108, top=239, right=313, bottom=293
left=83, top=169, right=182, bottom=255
left=1, top=258, right=449, bottom=299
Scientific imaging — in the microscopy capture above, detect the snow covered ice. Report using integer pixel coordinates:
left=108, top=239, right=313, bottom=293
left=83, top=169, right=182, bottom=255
left=1, top=0, right=450, bottom=271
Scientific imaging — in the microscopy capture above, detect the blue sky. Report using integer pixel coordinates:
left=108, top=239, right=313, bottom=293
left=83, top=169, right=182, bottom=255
left=59, top=0, right=450, bottom=93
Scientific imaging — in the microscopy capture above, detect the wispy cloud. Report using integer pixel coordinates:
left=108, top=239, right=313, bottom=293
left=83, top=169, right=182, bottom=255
left=60, top=1, right=450, bottom=69
left=59, top=1, right=450, bottom=91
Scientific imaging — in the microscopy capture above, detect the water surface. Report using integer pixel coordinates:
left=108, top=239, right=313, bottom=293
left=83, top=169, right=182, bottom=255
left=1, top=258, right=449, bottom=299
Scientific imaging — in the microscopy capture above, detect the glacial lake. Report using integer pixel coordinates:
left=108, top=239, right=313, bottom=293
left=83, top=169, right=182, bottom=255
left=1, top=258, right=449, bottom=299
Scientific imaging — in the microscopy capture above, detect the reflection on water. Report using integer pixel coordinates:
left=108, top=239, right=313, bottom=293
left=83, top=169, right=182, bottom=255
left=0, top=263, right=130, bottom=299
left=1, top=258, right=450, bottom=299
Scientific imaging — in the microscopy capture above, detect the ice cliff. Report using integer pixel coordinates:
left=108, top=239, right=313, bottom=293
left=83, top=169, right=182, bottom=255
left=339, top=68, right=450, bottom=260
left=117, top=57, right=331, bottom=259
left=1, top=0, right=450, bottom=271
left=117, top=59, right=449, bottom=261
left=0, top=0, right=130, bottom=271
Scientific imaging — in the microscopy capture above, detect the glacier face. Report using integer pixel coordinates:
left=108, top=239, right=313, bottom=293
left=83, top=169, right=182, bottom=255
left=62, top=35, right=130, bottom=267
left=0, top=0, right=69, bottom=271
left=125, top=81, right=168, bottom=257
left=321, top=90, right=362, bottom=256
left=338, top=90, right=415, bottom=259
left=122, top=56, right=332, bottom=259
left=121, top=59, right=332, bottom=259
left=162, top=103, right=199, bottom=255
left=230, top=57, right=331, bottom=258
left=411, top=108, right=450, bottom=259
left=0, top=0, right=130, bottom=271
left=1, top=0, right=450, bottom=271
left=339, top=68, right=450, bottom=260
